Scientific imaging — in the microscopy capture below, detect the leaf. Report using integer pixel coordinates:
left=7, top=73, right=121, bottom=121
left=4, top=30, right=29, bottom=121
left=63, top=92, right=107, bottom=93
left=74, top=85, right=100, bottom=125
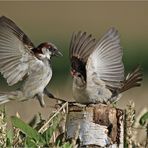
left=11, top=116, right=40, bottom=142
left=24, top=137, right=37, bottom=148
left=139, top=111, right=148, bottom=126
left=60, top=142, right=73, bottom=148
left=6, top=129, right=13, bottom=147
left=42, top=115, right=61, bottom=145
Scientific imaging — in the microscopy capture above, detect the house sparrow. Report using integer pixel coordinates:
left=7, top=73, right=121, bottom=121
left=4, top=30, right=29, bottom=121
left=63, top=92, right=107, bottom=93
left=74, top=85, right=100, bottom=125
left=0, top=16, right=62, bottom=107
left=69, top=28, right=142, bottom=104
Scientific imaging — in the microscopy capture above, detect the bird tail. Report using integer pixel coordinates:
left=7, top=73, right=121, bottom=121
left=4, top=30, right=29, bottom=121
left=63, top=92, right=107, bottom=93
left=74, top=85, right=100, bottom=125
left=0, top=91, right=22, bottom=105
left=119, top=66, right=142, bottom=93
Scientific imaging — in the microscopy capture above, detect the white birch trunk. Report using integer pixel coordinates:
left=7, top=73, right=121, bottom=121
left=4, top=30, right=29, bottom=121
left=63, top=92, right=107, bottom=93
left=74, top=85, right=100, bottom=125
left=66, top=104, right=124, bottom=147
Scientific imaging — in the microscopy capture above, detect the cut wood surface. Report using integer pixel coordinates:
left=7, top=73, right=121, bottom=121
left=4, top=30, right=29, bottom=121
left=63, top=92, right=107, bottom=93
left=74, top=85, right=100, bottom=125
left=66, top=104, right=124, bottom=148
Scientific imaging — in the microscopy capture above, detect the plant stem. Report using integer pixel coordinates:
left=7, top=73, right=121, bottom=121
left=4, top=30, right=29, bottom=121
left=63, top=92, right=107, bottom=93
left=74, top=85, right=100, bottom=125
left=38, top=102, right=68, bottom=133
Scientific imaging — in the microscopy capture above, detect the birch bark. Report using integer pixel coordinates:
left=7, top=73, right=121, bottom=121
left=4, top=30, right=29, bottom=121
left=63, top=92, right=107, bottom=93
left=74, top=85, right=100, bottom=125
left=66, top=104, right=124, bottom=148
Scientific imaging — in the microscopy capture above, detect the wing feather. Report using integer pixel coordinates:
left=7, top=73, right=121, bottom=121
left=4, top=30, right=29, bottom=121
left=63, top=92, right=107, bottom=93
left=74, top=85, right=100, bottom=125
left=86, top=27, right=124, bottom=88
left=0, top=16, right=36, bottom=86
left=0, top=16, right=34, bottom=47
left=69, top=31, right=96, bottom=80
left=70, top=31, right=96, bottom=62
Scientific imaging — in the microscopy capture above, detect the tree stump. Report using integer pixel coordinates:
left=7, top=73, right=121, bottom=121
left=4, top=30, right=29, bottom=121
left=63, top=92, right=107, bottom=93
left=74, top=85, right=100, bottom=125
left=66, top=104, right=124, bottom=147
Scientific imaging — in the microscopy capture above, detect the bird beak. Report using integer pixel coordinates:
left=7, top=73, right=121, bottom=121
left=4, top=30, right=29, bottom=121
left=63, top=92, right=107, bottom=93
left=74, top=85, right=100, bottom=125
left=55, top=50, right=63, bottom=56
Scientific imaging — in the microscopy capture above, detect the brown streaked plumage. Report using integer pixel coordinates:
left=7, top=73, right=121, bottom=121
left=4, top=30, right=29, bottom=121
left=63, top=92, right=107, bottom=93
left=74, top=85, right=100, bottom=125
left=70, top=28, right=142, bottom=104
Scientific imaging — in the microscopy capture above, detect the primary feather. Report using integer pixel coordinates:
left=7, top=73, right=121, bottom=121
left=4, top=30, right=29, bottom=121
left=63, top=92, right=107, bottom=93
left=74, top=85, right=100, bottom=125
left=86, top=27, right=124, bottom=89
left=0, top=16, right=37, bottom=86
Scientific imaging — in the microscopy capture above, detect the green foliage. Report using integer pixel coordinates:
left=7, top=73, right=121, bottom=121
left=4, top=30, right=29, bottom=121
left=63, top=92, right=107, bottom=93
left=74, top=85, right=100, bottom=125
left=11, top=116, right=41, bottom=143
left=9, top=115, right=72, bottom=147
left=139, top=111, right=148, bottom=126
left=42, top=116, right=61, bottom=145
left=0, top=101, right=72, bottom=147
left=58, top=142, right=73, bottom=148
left=6, top=129, right=13, bottom=147
left=24, top=137, right=37, bottom=148
left=0, top=104, right=73, bottom=148
left=1, top=102, right=147, bottom=147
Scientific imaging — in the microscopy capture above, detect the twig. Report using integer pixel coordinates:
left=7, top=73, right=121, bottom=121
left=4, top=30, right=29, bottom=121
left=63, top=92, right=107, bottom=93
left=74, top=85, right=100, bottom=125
left=52, top=97, right=67, bottom=103
left=38, top=102, right=68, bottom=133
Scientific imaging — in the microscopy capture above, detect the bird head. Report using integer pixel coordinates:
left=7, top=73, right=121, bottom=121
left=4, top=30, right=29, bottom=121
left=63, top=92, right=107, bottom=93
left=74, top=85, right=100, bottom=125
left=71, top=69, right=86, bottom=86
left=34, top=42, right=62, bottom=60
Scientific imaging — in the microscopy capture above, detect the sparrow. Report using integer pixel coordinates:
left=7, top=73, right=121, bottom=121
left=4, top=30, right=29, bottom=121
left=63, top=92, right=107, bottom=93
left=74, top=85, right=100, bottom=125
left=0, top=16, right=62, bottom=107
left=69, top=28, right=142, bottom=104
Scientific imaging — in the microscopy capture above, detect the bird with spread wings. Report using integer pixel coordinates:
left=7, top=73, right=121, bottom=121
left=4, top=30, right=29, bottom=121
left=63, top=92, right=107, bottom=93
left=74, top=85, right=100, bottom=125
left=70, top=28, right=142, bottom=104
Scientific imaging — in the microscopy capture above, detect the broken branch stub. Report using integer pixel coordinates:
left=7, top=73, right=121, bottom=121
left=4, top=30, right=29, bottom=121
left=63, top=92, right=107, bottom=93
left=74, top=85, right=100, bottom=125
left=66, top=104, right=124, bottom=147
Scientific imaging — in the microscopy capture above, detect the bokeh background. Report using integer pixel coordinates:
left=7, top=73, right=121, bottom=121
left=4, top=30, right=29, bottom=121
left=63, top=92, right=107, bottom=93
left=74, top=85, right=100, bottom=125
left=0, top=1, right=147, bottom=122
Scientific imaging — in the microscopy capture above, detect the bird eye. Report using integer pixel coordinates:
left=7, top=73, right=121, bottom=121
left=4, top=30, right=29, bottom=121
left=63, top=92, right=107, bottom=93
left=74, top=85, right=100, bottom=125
left=48, top=46, right=55, bottom=52
left=52, top=48, right=56, bottom=51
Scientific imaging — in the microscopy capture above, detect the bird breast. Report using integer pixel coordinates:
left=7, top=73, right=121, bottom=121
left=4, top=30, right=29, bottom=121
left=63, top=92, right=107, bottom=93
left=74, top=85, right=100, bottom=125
left=72, top=78, right=89, bottom=103
left=72, top=76, right=113, bottom=104
left=23, top=59, right=52, bottom=98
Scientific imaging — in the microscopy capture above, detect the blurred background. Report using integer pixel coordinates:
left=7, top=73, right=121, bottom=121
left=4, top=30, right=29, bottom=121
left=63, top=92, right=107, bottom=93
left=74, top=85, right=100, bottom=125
left=0, top=1, right=147, bottom=122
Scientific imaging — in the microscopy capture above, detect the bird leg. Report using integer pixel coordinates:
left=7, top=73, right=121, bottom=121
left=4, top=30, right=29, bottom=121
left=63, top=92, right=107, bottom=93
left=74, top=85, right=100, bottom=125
left=44, top=87, right=67, bottom=103
left=44, top=87, right=55, bottom=98
left=36, top=93, right=45, bottom=107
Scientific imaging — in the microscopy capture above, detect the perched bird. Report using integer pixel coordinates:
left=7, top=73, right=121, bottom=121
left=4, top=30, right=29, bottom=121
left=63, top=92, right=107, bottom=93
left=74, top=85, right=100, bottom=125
left=69, top=28, right=142, bottom=104
left=0, top=16, right=62, bottom=107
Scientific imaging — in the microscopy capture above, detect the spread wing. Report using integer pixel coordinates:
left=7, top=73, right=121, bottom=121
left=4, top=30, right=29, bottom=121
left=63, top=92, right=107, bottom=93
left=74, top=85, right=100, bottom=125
left=86, top=27, right=124, bottom=89
left=69, top=31, right=96, bottom=80
left=0, top=16, right=38, bottom=86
